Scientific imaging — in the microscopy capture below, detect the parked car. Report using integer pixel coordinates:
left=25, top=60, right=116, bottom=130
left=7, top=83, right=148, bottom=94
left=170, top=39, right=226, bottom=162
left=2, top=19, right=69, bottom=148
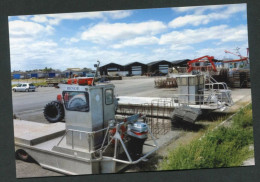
left=12, top=83, right=36, bottom=92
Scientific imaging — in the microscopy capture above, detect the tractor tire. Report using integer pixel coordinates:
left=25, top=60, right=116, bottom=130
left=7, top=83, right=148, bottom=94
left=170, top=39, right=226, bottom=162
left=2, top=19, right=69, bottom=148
left=16, top=149, right=32, bottom=162
left=43, top=101, right=65, bottom=123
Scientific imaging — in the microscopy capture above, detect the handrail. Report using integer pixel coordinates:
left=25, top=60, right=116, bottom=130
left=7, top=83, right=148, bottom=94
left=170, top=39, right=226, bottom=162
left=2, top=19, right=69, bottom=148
left=101, top=124, right=159, bottom=165
left=172, top=91, right=233, bottom=109
left=55, top=119, right=159, bottom=165
left=56, top=127, right=110, bottom=153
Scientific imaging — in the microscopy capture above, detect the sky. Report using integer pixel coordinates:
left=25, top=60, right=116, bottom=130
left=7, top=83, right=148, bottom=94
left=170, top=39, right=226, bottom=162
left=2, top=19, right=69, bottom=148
left=8, top=3, right=248, bottom=71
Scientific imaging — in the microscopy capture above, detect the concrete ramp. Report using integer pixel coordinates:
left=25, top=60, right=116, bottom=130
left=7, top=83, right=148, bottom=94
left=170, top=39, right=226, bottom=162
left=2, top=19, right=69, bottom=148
left=13, top=119, right=65, bottom=146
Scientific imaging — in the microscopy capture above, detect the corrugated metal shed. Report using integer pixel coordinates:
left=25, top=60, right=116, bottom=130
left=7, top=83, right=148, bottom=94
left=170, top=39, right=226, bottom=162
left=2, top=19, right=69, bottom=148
left=124, top=62, right=148, bottom=75
left=99, top=62, right=125, bottom=75
left=147, top=60, right=172, bottom=74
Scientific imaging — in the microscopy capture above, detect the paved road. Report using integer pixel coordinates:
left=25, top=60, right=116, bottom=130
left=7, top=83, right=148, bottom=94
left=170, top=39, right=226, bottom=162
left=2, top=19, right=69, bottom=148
left=12, top=77, right=175, bottom=122
left=12, top=77, right=252, bottom=178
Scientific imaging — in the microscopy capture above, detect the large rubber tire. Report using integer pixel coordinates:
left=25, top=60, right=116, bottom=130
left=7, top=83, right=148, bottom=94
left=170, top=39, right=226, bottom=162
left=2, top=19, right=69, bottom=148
left=16, top=149, right=31, bottom=162
left=43, top=101, right=65, bottom=123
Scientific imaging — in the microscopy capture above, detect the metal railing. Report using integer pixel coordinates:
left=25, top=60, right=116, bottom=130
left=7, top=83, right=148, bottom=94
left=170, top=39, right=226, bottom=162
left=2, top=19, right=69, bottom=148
left=56, top=127, right=109, bottom=153
left=172, top=91, right=233, bottom=109
left=55, top=120, right=159, bottom=165
left=100, top=122, right=158, bottom=164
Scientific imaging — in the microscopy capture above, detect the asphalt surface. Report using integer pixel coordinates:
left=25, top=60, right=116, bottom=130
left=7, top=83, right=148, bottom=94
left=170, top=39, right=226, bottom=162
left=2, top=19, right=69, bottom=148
left=12, top=77, right=175, bottom=123
left=12, top=77, right=252, bottom=178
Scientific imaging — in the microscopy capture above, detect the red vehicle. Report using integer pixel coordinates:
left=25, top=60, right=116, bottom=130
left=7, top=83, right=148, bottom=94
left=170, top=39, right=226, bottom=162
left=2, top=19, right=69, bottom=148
left=187, top=55, right=217, bottom=73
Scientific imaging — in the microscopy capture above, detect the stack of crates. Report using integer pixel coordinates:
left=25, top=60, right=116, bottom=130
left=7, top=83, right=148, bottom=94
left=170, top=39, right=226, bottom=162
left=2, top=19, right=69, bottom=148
left=228, top=69, right=250, bottom=88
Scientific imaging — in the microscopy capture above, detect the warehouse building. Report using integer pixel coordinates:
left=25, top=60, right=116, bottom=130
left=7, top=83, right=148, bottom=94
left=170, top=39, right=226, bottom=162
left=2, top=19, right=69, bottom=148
left=99, top=62, right=126, bottom=76
left=171, top=59, right=190, bottom=73
left=147, top=60, right=172, bottom=75
left=124, top=62, right=148, bottom=76
left=172, top=59, right=190, bottom=67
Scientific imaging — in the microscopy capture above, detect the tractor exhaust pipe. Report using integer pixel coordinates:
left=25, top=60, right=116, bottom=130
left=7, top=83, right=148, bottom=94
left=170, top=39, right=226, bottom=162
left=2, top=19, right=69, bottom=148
left=93, top=60, right=100, bottom=85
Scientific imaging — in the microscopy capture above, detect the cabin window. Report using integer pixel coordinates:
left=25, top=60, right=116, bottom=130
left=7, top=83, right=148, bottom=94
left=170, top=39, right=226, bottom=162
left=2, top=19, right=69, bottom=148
left=195, top=62, right=200, bottom=66
left=62, top=91, right=89, bottom=112
left=105, top=89, right=113, bottom=105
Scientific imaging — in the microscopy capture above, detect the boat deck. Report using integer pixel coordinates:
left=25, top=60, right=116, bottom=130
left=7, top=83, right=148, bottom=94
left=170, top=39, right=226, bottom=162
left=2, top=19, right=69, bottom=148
left=14, top=119, right=65, bottom=146
left=117, top=96, right=223, bottom=110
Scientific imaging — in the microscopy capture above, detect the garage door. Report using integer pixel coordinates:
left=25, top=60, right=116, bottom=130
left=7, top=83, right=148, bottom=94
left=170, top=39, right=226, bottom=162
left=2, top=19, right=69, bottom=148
left=107, top=68, right=119, bottom=71
left=131, top=66, right=142, bottom=75
left=159, top=65, right=169, bottom=73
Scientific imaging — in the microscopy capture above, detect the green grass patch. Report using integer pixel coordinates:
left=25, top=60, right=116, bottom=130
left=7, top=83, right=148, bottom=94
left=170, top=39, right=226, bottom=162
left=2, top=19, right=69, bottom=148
left=33, top=82, right=48, bottom=87
left=158, top=104, right=254, bottom=170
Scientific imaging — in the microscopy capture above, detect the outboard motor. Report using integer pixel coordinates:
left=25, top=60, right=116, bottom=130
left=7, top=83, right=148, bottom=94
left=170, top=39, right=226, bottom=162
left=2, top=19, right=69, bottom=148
left=127, top=121, right=148, bottom=160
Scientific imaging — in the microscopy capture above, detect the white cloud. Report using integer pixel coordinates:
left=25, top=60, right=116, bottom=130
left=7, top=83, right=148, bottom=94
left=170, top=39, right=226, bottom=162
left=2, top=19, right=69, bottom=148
left=173, top=4, right=227, bottom=14
left=105, top=10, right=133, bottom=19
left=30, top=41, right=57, bottom=49
left=70, top=38, right=79, bottom=43
left=170, top=45, right=193, bottom=51
left=159, top=25, right=248, bottom=46
left=60, top=37, right=80, bottom=45
left=17, top=16, right=30, bottom=21
left=9, top=6, right=248, bottom=71
left=10, top=39, right=59, bottom=71
left=45, top=12, right=104, bottom=25
left=112, top=36, right=159, bottom=49
left=169, top=15, right=210, bottom=28
left=30, top=12, right=104, bottom=25
left=81, top=21, right=166, bottom=44
left=9, top=20, right=56, bottom=57
left=170, top=4, right=246, bottom=28
left=29, top=10, right=133, bottom=25
left=195, top=45, right=248, bottom=60
left=30, top=15, right=49, bottom=23
left=221, top=28, right=248, bottom=42
left=10, top=39, right=57, bottom=56
left=224, top=4, right=247, bottom=14
left=8, top=20, right=59, bottom=70
left=153, top=48, right=168, bottom=54
left=9, top=20, right=54, bottom=38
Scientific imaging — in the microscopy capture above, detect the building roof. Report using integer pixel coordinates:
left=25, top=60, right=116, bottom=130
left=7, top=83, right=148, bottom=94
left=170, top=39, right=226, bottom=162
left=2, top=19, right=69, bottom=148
left=171, top=59, right=190, bottom=66
left=124, top=62, right=147, bottom=67
left=100, top=62, right=124, bottom=68
left=147, top=60, right=172, bottom=66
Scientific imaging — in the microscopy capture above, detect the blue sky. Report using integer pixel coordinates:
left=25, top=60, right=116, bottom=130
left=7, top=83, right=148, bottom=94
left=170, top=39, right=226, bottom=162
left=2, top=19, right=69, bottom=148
left=8, top=3, right=248, bottom=71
